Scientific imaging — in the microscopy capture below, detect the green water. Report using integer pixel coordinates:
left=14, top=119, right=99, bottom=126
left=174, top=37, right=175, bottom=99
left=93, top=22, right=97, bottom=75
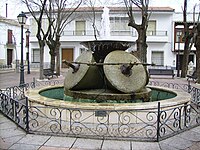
left=39, top=87, right=176, bottom=103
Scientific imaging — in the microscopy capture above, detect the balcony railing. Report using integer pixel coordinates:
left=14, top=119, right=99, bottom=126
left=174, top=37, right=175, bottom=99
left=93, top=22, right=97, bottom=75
left=146, top=30, right=168, bottom=36
left=62, top=30, right=168, bottom=37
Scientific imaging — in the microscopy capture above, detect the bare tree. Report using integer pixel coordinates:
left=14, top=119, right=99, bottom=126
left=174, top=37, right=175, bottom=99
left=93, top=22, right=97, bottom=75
left=181, top=1, right=200, bottom=83
left=124, top=0, right=149, bottom=63
left=45, top=0, right=82, bottom=75
left=181, top=0, right=194, bottom=78
left=23, top=0, right=49, bottom=79
left=84, top=0, right=99, bottom=40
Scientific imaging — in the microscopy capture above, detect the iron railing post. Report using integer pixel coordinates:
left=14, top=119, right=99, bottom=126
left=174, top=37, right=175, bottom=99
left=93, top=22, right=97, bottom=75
left=188, top=80, right=191, bottom=93
left=25, top=97, right=29, bottom=132
left=183, top=103, right=188, bottom=128
left=157, top=102, right=161, bottom=142
left=32, top=77, right=36, bottom=88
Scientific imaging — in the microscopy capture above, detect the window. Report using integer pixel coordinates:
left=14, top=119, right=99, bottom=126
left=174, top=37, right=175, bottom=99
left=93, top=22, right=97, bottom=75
left=30, top=18, right=48, bottom=36
left=110, top=17, right=131, bottom=35
left=32, top=49, right=40, bottom=63
left=30, top=18, right=37, bottom=36
left=147, top=20, right=156, bottom=36
left=7, top=29, right=13, bottom=44
left=176, top=29, right=183, bottom=42
left=75, top=21, right=86, bottom=35
left=151, top=51, right=164, bottom=66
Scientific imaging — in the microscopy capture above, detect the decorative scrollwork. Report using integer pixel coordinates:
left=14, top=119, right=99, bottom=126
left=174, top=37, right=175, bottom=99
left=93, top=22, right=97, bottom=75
left=95, top=123, right=108, bottom=136
left=71, top=110, right=82, bottom=121
left=118, top=124, right=131, bottom=137
left=145, top=126, right=157, bottom=138
left=50, top=121, right=61, bottom=133
left=119, top=111, right=132, bottom=124
left=50, top=108, right=61, bottom=119
left=159, top=126, right=166, bottom=137
left=146, top=111, right=157, bottom=122
left=70, top=123, right=83, bottom=135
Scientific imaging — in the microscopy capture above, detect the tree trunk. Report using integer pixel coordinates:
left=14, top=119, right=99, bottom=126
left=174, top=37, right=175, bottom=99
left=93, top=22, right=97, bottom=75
left=50, top=49, right=56, bottom=71
left=39, top=40, right=45, bottom=79
left=181, top=36, right=190, bottom=78
left=195, top=24, right=200, bottom=84
left=55, top=36, right=61, bottom=76
left=136, top=28, right=148, bottom=63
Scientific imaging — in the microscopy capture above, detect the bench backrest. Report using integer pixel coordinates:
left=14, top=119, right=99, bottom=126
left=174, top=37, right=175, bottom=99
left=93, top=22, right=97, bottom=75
left=148, top=69, right=174, bottom=75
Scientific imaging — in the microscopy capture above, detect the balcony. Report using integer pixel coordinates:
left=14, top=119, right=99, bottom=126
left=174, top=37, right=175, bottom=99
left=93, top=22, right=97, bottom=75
left=62, top=30, right=167, bottom=37
left=6, top=41, right=16, bottom=48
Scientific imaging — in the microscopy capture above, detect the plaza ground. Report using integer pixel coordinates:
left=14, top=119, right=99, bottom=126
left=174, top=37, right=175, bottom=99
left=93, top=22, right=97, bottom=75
left=0, top=69, right=200, bottom=150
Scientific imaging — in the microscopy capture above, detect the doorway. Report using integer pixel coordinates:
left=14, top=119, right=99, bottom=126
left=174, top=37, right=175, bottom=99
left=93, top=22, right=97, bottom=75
left=7, top=49, right=13, bottom=66
left=176, top=54, right=194, bottom=70
left=62, top=48, right=73, bottom=68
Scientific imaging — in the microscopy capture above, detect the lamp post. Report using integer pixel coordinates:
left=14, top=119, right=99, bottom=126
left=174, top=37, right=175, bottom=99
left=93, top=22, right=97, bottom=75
left=25, top=29, right=31, bottom=74
left=177, top=38, right=180, bottom=77
left=17, top=12, right=27, bottom=86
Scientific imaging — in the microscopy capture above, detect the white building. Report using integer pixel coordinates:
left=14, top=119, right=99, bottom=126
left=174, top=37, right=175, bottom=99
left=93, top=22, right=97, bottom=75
left=0, top=15, right=28, bottom=68
left=0, top=7, right=197, bottom=70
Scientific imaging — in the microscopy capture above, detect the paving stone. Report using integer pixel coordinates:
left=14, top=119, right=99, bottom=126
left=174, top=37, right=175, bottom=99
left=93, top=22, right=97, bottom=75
left=0, top=137, right=13, bottom=150
left=17, top=134, right=50, bottom=145
left=0, top=134, right=25, bottom=149
left=131, top=141, right=160, bottom=150
left=159, top=142, right=180, bottom=150
left=102, top=140, right=131, bottom=150
left=8, top=143, right=40, bottom=150
left=191, top=126, right=200, bottom=134
left=72, top=138, right=102, bottom=150
left=0, top=127, right=25, bottom=138
left=0, top=115, right=11, bottom=123
left=185, top=141, right=200, bottom=150
left=39, top=146, right=69, bottom=150
left=0, top=120, right=18, bottom=129
left=177, top=130, right=200, bottom=142
left=159, top=135, right=193, bottom=149
left=44, top=136, right=76, bottom=148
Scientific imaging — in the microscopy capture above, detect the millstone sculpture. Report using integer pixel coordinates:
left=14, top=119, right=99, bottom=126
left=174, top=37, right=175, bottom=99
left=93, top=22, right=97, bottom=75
left=63, top=40, right=151, bottom=102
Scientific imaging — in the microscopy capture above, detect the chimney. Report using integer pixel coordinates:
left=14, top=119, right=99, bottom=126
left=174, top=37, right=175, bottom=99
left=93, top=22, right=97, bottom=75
left=6, top=3, right=8, bottom=18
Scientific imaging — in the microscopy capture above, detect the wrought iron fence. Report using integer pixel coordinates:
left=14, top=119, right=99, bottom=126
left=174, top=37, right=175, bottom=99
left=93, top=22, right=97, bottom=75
left=0, top=80, right=199, bottom=141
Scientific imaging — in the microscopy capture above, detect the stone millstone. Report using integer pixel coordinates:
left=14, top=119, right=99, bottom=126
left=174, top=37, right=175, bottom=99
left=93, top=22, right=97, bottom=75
left=103, top=51, right=148, bottom=93
left=64, top=51, right=103, bottom=90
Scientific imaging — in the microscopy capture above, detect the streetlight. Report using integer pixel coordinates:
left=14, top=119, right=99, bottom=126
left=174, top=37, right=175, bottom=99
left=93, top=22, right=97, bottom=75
left=25, top=29, right=31, bottom=74
left=177, top=38, right=180, bottom=77
left=17, top=12, right=27, bottom=86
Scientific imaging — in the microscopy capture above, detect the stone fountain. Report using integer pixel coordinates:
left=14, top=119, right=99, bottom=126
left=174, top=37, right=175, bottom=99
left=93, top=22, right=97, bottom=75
left=63, top=7, right=150, bottom=103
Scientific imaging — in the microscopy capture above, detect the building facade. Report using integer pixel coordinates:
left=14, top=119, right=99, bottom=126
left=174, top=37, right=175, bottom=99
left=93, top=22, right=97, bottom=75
left=0, top=15, right=28, bottom=69
left=0, top=7, right=197, bottom=71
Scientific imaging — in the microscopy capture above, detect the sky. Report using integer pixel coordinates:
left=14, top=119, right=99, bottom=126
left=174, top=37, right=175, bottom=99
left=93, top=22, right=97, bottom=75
left=0, top=0, right=199, bottom=20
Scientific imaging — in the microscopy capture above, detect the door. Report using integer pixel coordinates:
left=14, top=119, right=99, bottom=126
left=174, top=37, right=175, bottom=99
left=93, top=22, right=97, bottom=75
left=62, top=48, right=73, bottom=68
left=7, top=49, right=13, bottom=66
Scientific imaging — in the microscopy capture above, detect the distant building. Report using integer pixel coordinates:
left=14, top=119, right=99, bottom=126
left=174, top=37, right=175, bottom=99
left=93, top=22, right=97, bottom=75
left=0, top=15, right=28, bottom=68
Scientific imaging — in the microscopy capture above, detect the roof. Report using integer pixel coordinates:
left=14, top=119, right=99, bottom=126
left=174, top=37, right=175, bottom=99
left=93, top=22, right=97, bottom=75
left=0, top=15, right=29, bottom=28
left=25, top=6, right=175, bottom=17
left=69, top=6, right=175, bottom=12
left=0, top=15, right=19, bottom=26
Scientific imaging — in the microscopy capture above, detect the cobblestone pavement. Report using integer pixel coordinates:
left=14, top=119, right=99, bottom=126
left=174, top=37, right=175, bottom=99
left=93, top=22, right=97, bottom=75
left=0, top=69, right=200, bottom=150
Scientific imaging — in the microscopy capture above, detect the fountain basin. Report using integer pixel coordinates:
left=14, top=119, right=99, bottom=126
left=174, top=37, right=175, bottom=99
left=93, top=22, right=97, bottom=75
left=27, top=85, right=191, bottom=110
left=26, top=85, right=191, bottom=141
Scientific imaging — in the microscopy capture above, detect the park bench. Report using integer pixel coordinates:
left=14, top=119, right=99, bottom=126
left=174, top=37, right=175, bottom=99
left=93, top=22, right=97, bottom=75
left=187, top=71, right=197, bottom=82
left=43, top=68, right=58, bottom=79
left=148, top=68, right=175, bottom=78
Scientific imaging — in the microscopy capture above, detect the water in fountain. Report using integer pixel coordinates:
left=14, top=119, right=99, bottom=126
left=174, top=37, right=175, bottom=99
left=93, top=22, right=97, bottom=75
left=99, top=6, right=110, bottom=39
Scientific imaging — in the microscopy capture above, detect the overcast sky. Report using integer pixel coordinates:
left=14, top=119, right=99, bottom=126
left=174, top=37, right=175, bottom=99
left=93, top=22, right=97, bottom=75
left=0, top=0, right=199, bottom=19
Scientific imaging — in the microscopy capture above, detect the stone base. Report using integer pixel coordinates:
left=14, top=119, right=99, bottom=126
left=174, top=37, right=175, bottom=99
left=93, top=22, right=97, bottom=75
left=64, top=88, right=151, bottom=103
